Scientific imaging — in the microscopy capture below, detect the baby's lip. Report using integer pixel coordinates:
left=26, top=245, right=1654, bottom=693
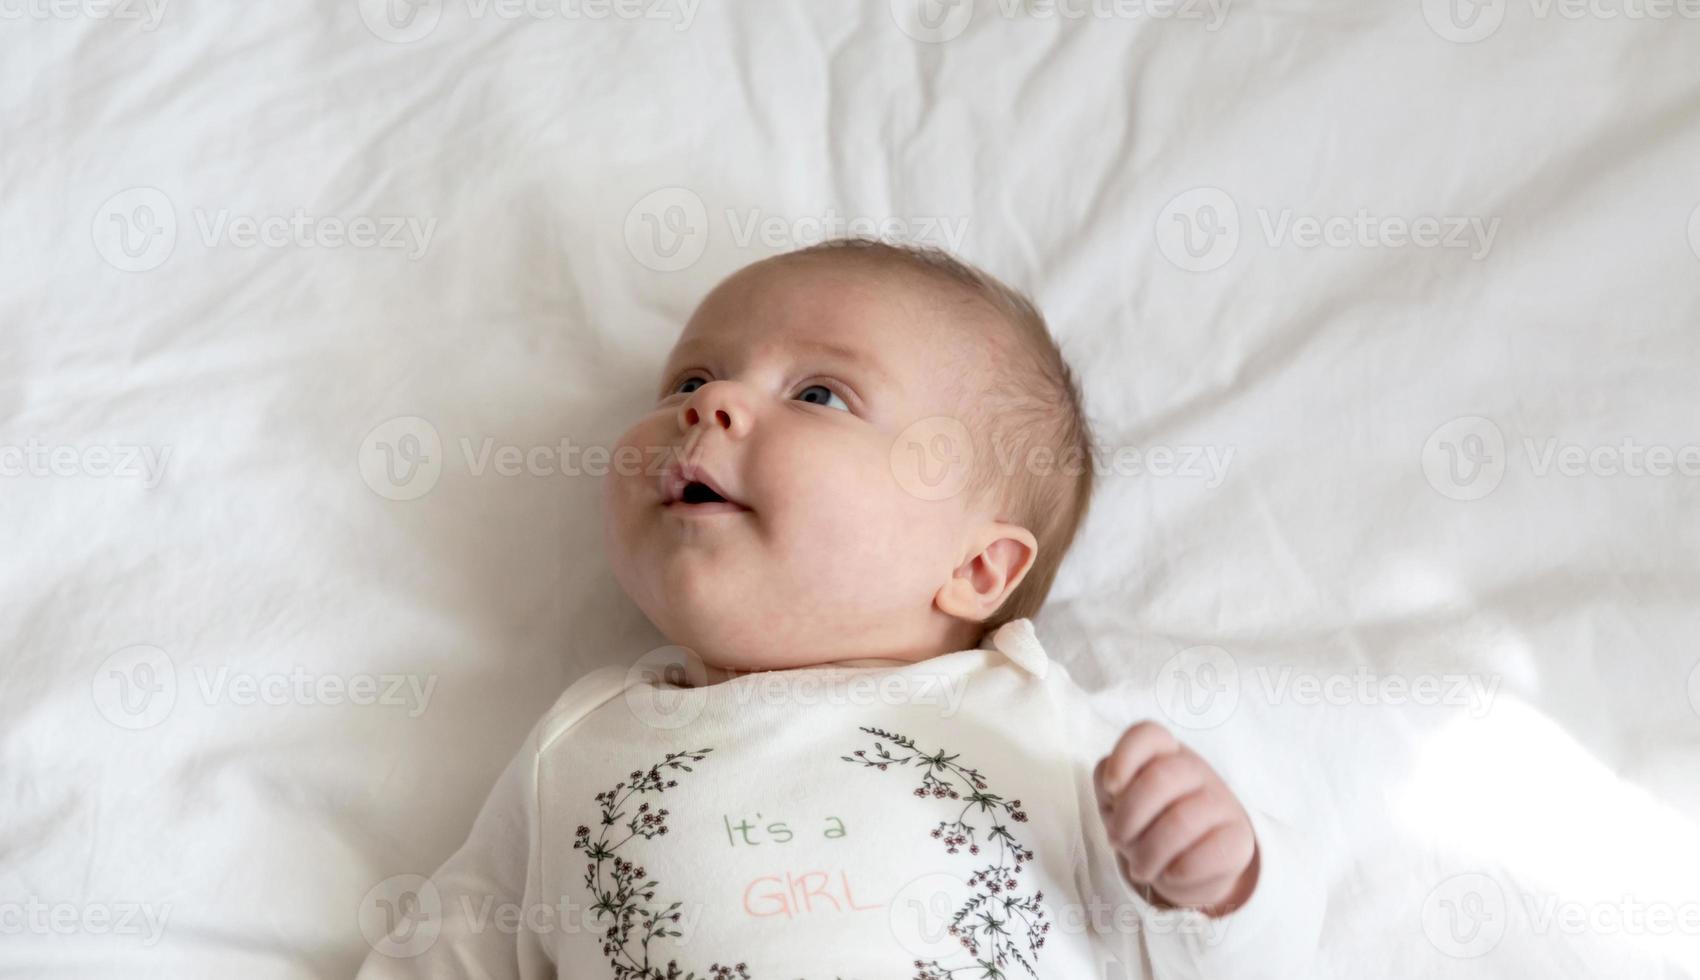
left=659, top=460, right=751, bottom=511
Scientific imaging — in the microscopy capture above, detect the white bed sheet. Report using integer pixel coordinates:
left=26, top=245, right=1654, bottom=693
left=3, top=1, right=1699, bottom=977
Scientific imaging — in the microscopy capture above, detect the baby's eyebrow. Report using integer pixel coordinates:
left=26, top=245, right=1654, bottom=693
left=787, top=338, right=891, bottom=384
left=668, top=336, right=891, bottom=386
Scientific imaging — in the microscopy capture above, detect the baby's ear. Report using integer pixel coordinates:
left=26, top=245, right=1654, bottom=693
left=935, top=522, right=1038, bottom=623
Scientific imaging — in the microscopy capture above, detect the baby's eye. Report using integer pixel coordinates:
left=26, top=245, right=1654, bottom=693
left=795, top=384, right=849, bottom=412
left=672, top=376, right=708, bottom=396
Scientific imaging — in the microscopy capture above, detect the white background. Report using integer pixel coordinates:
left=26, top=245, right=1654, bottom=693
left=2, top=0, right=1698, bottom=976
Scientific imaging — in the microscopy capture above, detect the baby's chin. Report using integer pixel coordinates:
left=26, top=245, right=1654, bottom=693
left=696, top=650, right=815, bottom=680
left=621, top=542, right=940, bottom=670
left=642, top=587, right=891, bottom=675
left=650, top=612, right=819, bottom=675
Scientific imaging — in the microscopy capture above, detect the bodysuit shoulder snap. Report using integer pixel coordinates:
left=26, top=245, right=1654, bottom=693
left=986, top=618, right=1049, bottom=679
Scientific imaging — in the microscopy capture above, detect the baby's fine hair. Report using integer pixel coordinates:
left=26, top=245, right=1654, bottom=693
left=788, top=238, right=1095, bottom=634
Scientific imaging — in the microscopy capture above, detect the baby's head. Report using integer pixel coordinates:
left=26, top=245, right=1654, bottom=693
left=604, top=240, right=1093, bottom=670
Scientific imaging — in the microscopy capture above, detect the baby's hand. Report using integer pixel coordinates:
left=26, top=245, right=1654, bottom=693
left=1093, top=721, right=1258, bottom=915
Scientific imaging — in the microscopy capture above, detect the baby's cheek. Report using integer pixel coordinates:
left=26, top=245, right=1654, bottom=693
left=796, top=460, right=887, bottom=546
left=813, top=458, right=957, bottom=580
left=612, top=415, right=669, bottom=483
left=605, top=418, right=669, bottom=532
left=769, top=446, right=874, bottom=539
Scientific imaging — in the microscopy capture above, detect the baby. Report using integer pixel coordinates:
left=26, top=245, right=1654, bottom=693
left=359, top=241, right=1318, bottom=978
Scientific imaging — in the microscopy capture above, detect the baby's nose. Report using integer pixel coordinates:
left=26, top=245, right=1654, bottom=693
left=678, top=382, right=750, bottom=438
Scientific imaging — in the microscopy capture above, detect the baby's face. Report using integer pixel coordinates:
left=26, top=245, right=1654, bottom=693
left=604, top=256, right=997, bottom=671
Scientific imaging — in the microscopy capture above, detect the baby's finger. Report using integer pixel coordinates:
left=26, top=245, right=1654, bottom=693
left=1125, top=790, right=1232, bottom=884
left=1156, top=820, right=1254, bottom=890
left=1149, top=868, right=1241, bottom=911
left=1093, top=756, right=1114, bottom=814
left=1096, top=721, right=1179, bottom=800
left=1106, top=752, right=1208, bottom=848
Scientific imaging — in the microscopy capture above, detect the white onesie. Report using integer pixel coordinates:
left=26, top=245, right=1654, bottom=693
left=357, top=619, right=1321, bottom=979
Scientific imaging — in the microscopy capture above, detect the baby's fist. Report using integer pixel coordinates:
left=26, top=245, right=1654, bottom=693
left=1093, top=721, right=1258, bottom=915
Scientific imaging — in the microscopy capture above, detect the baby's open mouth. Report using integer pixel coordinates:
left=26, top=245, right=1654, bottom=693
left=680, top=481, right=727, bottom=505
left=661, top=464, right=752, bottom=514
